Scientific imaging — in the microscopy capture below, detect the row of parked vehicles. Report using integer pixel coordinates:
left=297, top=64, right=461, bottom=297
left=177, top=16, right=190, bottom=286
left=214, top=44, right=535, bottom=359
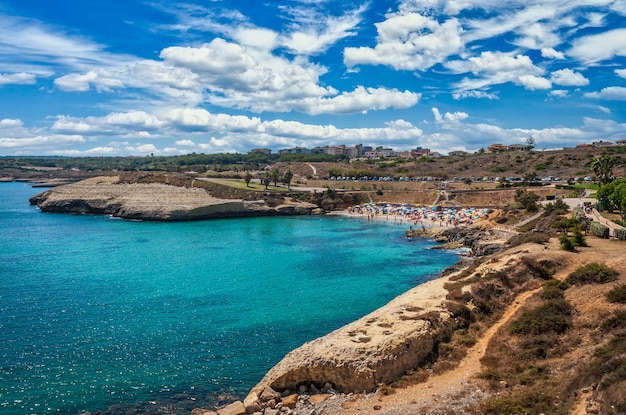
left=325, top=175, right=595, bottom=183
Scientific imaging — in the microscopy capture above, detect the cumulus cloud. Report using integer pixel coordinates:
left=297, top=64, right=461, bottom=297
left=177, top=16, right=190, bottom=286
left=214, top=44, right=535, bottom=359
left=344, top=13, right=463, bottom=71
left=54, top=70, right=124, bottom=92
left=432, top=108, right=469, bottom=127
left=550, top=68, right=589, bottom=86
left=616, top=69, right=626, bottom=79
left=0, top=72, right=37, bottom=86
left=584, top=86, right=626, bottom=100
left=448, top=51, right=547, bottom=91
left=518, top=75, right=552, bottom=90
left=568, top=28, right=626, bottom=64
left=549, top=90, right=569, bottom=98
left=295, top=87, right=420, bottom=115
left=175, top=139, right=195, bottom=147
left=541, top=48, right=565, bottom=59
left=0, top=118, right=24, bottom=128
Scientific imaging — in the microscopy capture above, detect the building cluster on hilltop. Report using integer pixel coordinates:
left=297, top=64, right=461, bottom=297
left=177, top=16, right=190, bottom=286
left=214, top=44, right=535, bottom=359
left=251, top=145, right=442, bottom=159
left=251, top=139, right=626, bottom=160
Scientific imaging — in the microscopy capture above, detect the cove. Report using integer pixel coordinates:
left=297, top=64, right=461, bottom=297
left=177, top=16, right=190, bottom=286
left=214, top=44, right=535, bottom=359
left=0, top=182, right=458, bottom=415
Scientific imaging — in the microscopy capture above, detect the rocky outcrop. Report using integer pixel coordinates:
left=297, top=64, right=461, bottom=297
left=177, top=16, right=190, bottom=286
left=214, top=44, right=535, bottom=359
left=29, top=176, right=322, bottom=221
left=243, top=273, right=467, bottom=411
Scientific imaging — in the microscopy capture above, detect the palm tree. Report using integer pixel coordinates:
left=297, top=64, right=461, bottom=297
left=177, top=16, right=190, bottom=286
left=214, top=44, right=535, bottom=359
left=261, top=171, right=271, bottom=190
left=283, top=169, right=294, bottom=190
left=590, top=154, right=616, bottom=187
left=270, top=168, right=280, bottom=187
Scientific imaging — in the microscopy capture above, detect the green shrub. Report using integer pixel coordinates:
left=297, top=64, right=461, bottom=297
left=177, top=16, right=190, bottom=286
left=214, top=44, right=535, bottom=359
left=590, top=221, right=609, bottom=238
left=606, top=284, right=626, bottom=304
left=482, top=388, right=556, bottom=415
left=510, top=299, right=573, bottom=336
left=571, top=227, right=588, bottom=247
left=559, top=235, right=576, bottom=252
left=573, top=207, right=585, bottom=221
left=540, top=279, right=569, bottom=299
left=507, top=232, right=550, bottom=247
left=566, top=263, right=619, bottom=285
left=601, top=310, right=626, bottom=332
left=615, top=228, right=626, bottom=240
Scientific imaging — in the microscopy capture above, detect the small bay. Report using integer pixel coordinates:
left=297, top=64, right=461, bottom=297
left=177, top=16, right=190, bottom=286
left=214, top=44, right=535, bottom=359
left=0, top=182, right=458, bottom=415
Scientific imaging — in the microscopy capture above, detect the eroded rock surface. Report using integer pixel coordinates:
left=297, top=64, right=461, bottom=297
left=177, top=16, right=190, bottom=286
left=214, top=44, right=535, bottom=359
left=246, top=273, right=465, bottom=405
left=29, top=176, right=321, bottom=220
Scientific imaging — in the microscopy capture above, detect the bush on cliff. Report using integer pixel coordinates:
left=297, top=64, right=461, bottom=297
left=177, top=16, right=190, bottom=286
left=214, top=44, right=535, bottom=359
left=565, top=263, right=619, bottom=285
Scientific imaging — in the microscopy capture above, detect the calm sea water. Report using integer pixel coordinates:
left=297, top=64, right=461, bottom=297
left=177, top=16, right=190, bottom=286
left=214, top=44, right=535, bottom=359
left=0, top=182, right=458, bottom=415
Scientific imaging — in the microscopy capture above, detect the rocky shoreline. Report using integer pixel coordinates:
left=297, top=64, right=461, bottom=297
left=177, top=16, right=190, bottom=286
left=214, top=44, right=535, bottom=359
left=28, top=176, right=323, bottom=220
left=27, top=176, right=510, bottom=415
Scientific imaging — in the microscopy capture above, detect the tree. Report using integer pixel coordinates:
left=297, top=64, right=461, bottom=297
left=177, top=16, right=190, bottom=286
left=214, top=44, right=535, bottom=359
left=597, top=178, right=626, bottom=223
left=244, top=171, right=252, bottom=187
left=525, top=136, right=536, bottom=149
left=283, top=169, right=294, bottom=190
left=270, top=168, right=280, bottom=187
left=523, top=170, right=537, bottom=186
left=463, top=177, right=473, bottom=188
left=515, top=188, right=540, bottom=212
left=260, top=171, right=271, bottom=190
left=590, top=154, right=616, bottom=187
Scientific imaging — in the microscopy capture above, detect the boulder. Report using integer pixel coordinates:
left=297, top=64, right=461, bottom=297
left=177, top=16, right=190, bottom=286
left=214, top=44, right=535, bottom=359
left=281, top=394, right=298, bottom=409
left=217, top=401, right=246, bottom=415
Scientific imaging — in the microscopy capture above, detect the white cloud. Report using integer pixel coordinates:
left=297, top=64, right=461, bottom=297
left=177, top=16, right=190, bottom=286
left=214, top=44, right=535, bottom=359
left=541, top=48, right=565, bottom=59
left=432, top=108, right=469, bottom=124
left=51, top=111, right=164, bottom=135
left=0, top=72, right=37, bottom=86
left=585, top=86, right=626, bottom=100
left=448, top=51, right=547, bottom=91
left=54, top=70, right=124, bottom=92
left=175, top=139, right=196, bottom=147
left=549, top=90, right=569, bottom=98
left=550, top=68, right=589, bottom=86
left=518, top=75, right=552, bottom=90
left=344, top=13, right=463, bottom=71
left=0, top=134, right=85, bottom=149
left=616, top=69, right=626, bottom=79
left=0, top=118, right=24, bottom=128
left=452, top=90, right=498, bottom=100
left=278, top=4, right=366, bottom=55
left=160, top=39, right=255, bottom=75
left=568, top=28, right=626, bottom=64
left=295, top=87, right=420, bottom=115
left=597, top=105, right=611, bottom=114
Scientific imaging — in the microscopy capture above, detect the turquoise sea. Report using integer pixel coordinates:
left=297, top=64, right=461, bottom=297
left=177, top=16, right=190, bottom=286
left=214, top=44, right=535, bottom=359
left=0, top=182, right=458, bottom=415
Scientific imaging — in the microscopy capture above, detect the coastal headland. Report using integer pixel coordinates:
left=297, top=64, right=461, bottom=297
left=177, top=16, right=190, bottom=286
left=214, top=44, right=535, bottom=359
left=28, top=173, right=323, bottom=220
left=17, top=170, right=626, bottom=415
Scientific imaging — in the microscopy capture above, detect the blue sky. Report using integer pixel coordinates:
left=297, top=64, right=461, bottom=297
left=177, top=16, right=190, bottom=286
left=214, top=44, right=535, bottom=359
left=0, top=0, right=625, bottom=156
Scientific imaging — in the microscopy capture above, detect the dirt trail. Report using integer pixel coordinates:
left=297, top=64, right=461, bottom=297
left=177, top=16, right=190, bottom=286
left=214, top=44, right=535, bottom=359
left=333, top=288, right=540, bottom=415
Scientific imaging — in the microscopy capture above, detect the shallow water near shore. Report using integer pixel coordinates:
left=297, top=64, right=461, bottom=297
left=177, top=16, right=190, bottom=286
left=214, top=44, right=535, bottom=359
left=0, top=182, right=458, bottom=415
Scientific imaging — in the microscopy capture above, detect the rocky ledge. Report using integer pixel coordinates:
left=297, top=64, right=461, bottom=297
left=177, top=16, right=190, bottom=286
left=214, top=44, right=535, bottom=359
left=239, top=269, right=470, bottom=415
left=29, top=176, right=322, bottom=221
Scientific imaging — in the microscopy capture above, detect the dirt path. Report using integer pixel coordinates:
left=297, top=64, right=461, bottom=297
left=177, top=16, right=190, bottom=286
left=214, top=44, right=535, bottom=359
left=332, top=288, right=540, bottom=415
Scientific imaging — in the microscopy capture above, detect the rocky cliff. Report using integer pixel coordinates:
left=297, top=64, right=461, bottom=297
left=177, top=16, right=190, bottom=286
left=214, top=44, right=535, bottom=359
left=29, top=176, right=322, bottom=220
left=243, top=272, right=467, bottom=412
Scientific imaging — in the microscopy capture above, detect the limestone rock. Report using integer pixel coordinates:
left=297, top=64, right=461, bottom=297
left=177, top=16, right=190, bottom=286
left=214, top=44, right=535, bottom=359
left=281, top=394, right=298, bottom=409
left=29, top=176, right=321, bottom=221
left=259, top=386, right=282, bottom=403
left=217, top=400, right=246, bottom=415
left=243, top=392, right=261, bottom=414
left=246, top=274, right=460, bottom=400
